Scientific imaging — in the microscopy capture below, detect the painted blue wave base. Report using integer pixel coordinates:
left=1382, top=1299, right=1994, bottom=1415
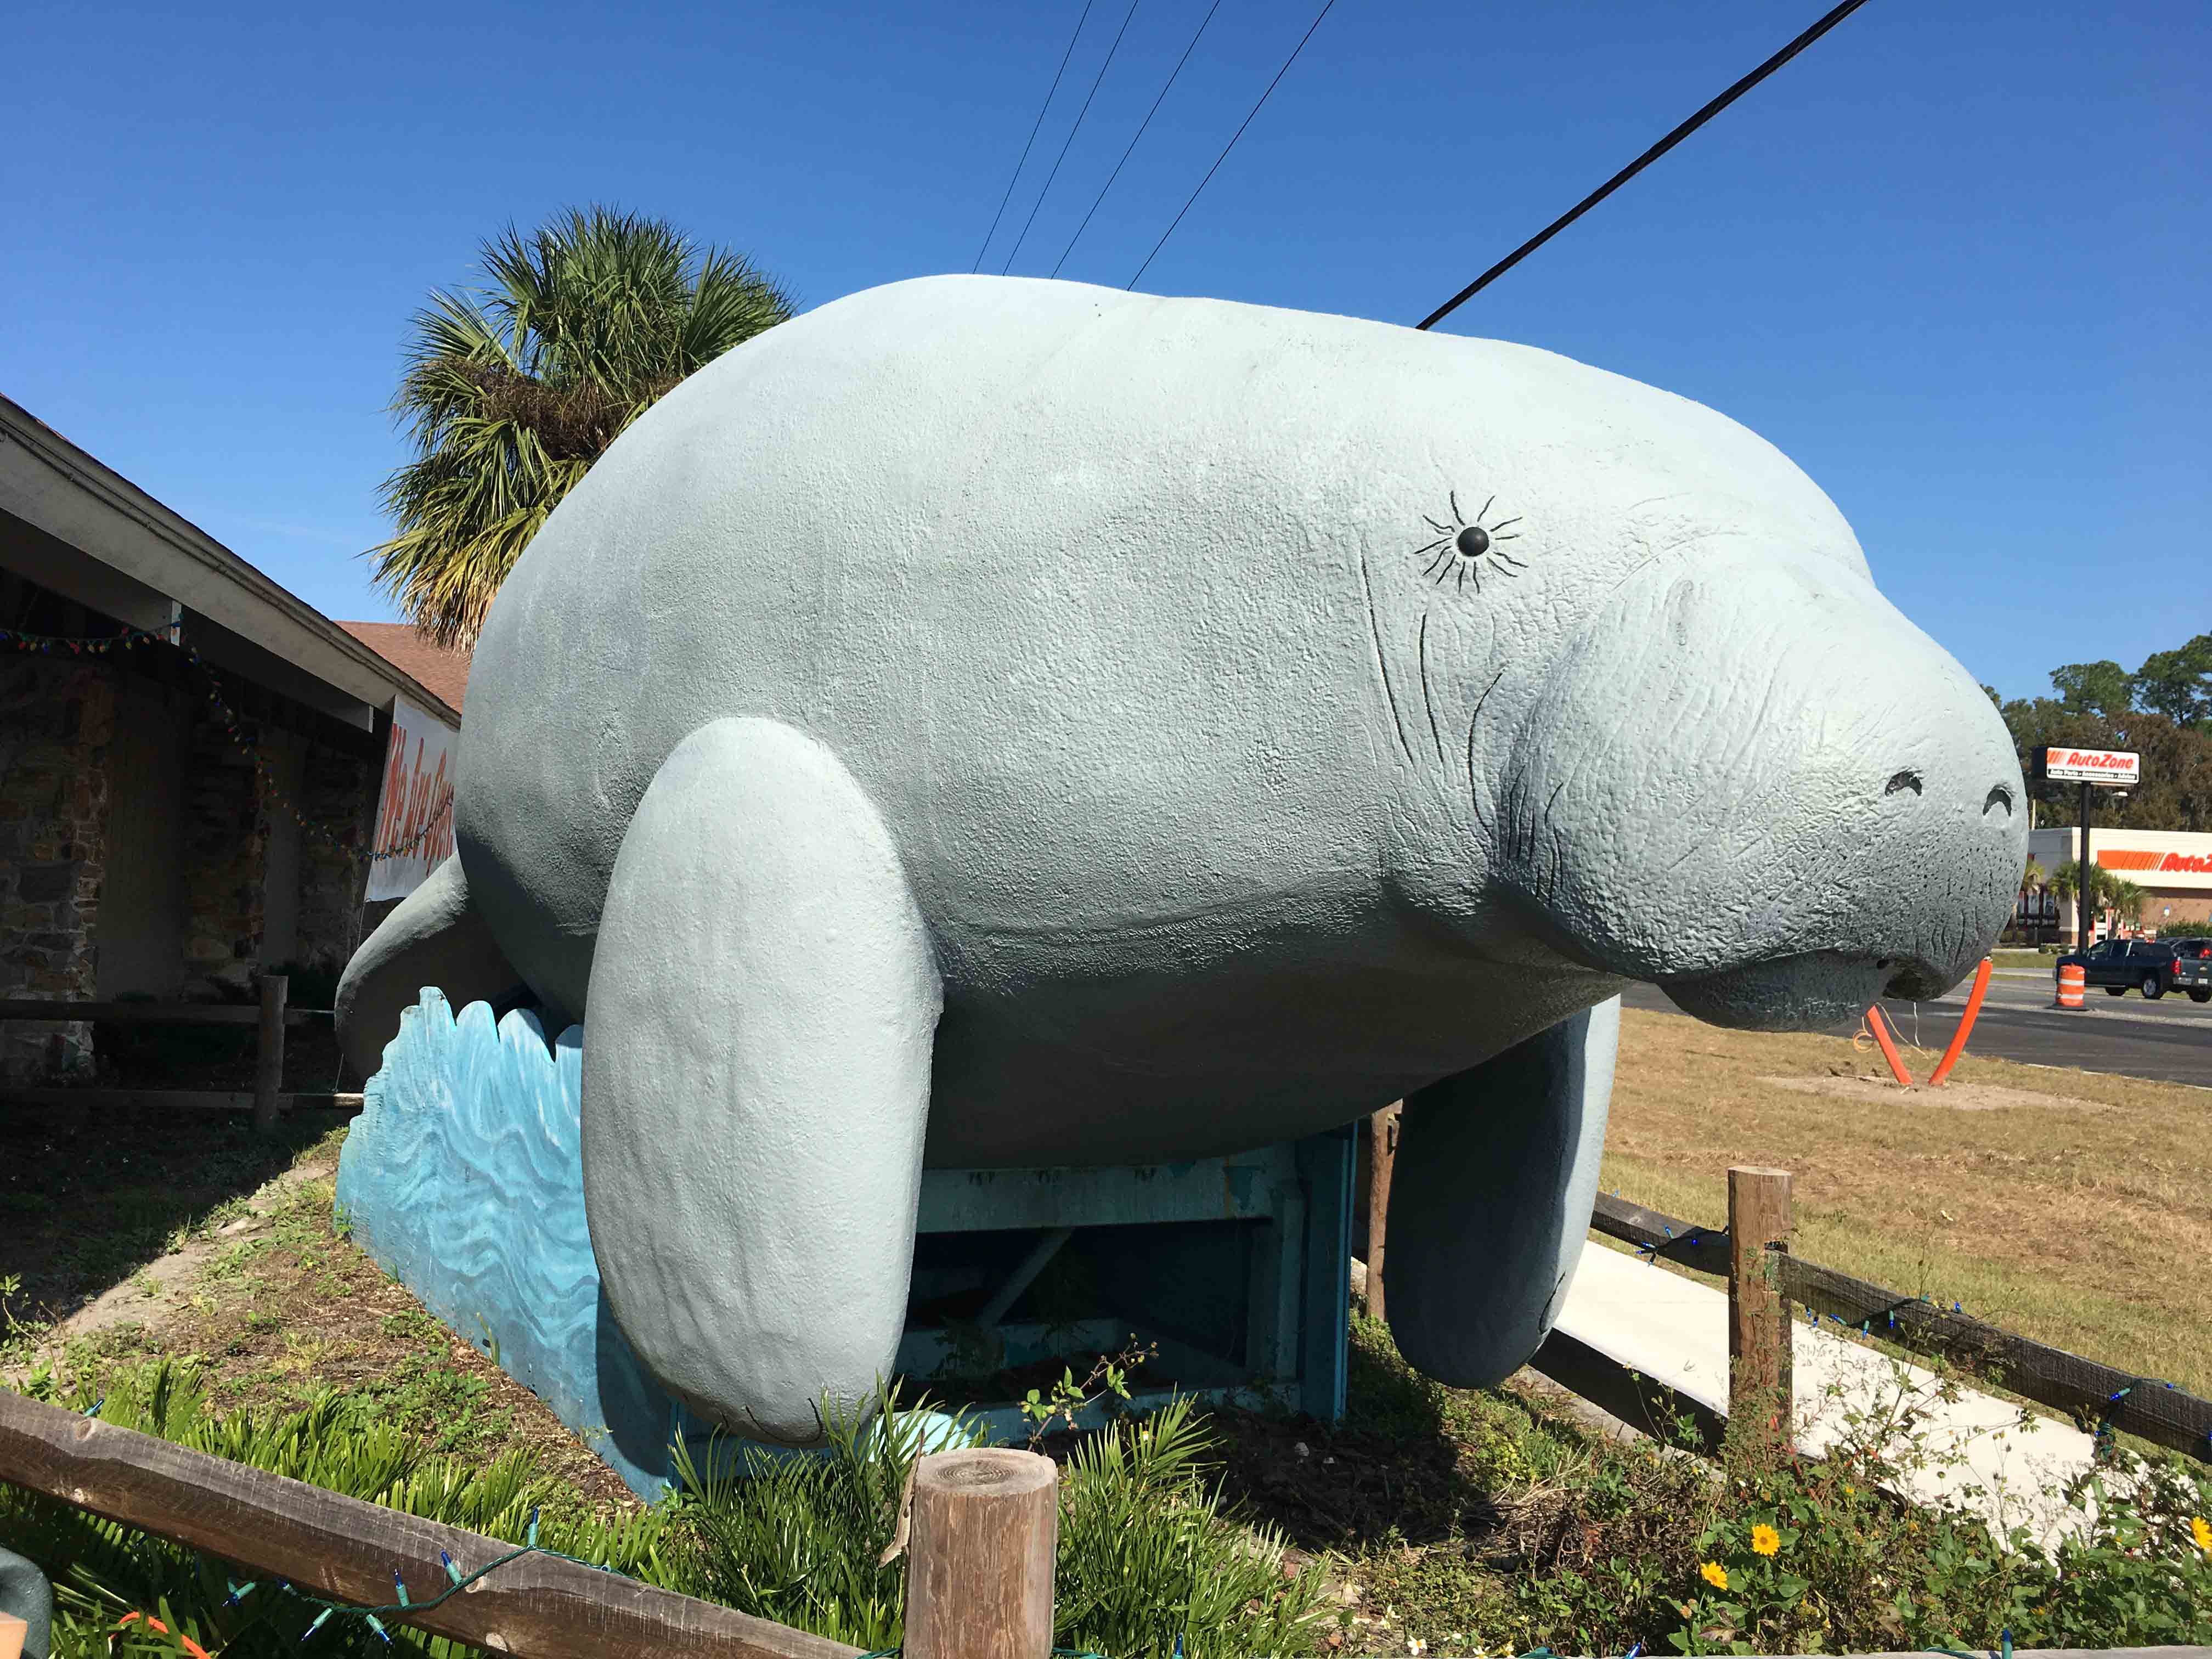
left=335, top=990, right=679, bottom=1499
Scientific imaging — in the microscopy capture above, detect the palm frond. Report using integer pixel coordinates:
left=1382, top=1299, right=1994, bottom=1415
left=368, top=205, right=794, bottom=642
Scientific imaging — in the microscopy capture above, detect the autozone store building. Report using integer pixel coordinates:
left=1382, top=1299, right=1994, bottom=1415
left=2025, top=827, right=2212, bottom=942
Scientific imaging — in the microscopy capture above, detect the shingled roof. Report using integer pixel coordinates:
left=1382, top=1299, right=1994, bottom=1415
left=336, top=622, right=473, bottom=716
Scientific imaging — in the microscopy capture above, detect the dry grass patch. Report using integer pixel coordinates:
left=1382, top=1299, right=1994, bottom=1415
left=1602, top=1007, right=2212, bottom=1397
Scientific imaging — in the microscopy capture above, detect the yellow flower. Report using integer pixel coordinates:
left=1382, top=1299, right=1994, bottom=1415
left=1751, top=1523, right=1782, bottom=1556
left=1842, top=1484, right=1857, bottom=1497
left=2193, top=1515, right=2212, bottom=1554
left=1700, top=1561, right=1729, bottom=1591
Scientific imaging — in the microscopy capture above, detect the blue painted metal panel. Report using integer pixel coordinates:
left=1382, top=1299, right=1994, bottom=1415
left=339, top=990, right=1356, bottom=1496
left=1296, top=1128, right=1356, bottom=1423
left=916, top=1149, right=1290, bottom=1232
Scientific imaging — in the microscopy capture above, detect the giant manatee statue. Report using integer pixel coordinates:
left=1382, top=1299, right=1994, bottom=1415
left=338, top=274, right=2026, bottom=1443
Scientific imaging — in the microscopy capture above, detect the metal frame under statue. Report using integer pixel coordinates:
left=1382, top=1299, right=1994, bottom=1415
left=336, top=274, right=2024, bottom=1454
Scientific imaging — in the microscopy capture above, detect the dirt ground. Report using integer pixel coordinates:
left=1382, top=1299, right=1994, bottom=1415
left=1602, top=1006, right=2212, bottom=1398
left=0, top=1110, right=641, bottom=1517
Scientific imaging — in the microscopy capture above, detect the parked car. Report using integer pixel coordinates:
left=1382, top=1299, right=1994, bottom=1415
left=2057, top=938, right=2212, bottom=1002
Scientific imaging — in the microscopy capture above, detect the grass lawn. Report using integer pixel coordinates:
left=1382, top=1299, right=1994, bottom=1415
left=1600, top=1006, right=2212, bottom=1399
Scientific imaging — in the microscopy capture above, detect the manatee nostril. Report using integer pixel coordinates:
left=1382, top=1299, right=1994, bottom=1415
left=1884, top=769, right=1923, bottom=797
left=1984, top=783, right=2015, bottom=816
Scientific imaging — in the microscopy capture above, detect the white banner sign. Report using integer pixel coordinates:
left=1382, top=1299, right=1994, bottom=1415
left=366, top=696, right=458, bottom=901
left=2040, top=746, right=2141, bottom=786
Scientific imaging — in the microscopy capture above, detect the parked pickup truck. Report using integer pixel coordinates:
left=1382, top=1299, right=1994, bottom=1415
left=2056, top=938, right=2212, bottom=1002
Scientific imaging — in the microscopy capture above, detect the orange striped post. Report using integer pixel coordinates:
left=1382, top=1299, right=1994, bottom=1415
left=1864, top=1005, right=1915, bottom=1087
left=1927, top=957, right=1992, bottom=1087
left=2056, top=962, right=2085, bottom=1011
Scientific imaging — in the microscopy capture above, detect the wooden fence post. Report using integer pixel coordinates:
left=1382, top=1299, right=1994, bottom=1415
left=1727, top=1165, right=1793, bottom=1459
left=902, top=1448, right=1057, bottom=1659
left=253, top=974, right=287, bottom=1134
left=1365, top=1102, right=1400, bottom=1322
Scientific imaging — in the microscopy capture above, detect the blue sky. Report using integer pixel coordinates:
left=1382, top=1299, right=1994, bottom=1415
left=3, top=1, right=2203, bottom=699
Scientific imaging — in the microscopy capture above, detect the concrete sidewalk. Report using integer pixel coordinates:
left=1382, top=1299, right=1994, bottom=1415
left=1551, top=1242, right=2103, bottom=1549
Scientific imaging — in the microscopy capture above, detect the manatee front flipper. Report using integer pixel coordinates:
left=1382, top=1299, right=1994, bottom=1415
left=1385, top=997, right=1618, bottom=1387
left=582, top=718, right=941, bottom=1446
left=335, top=855, right=527, bottom=1084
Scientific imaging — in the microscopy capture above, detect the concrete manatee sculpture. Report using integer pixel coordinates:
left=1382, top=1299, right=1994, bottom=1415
left=338, top=274, right=2026, bottom=1443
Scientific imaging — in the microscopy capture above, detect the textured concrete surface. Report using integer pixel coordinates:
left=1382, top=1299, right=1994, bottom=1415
left=343, top=274, right=2026, bottom=1438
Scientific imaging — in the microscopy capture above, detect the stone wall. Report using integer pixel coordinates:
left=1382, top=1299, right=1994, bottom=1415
left=294, top=739, right=379, bottom=975
left=0, top=641, right=389, bottom=1070
left=180, top=680, right=268, bottom=1000
left=0, top=656, right=114, bottom=1074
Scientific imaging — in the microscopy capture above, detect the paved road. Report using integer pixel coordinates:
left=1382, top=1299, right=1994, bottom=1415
left=1618, top=970, right=2212, bottom=1088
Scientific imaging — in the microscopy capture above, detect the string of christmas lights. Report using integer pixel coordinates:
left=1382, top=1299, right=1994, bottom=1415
left=0, top=623, right=450, bottom=865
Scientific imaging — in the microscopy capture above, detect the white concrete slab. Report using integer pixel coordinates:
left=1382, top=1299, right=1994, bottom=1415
left=1555, top=1242, right=2102, bottom=1549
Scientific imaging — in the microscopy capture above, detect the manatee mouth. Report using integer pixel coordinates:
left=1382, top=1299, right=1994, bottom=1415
left=1657, top=952, right=1949, bottom=1032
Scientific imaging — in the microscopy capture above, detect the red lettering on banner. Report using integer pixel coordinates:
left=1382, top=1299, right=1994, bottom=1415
left=2162, top=852, right=2212, bottom=874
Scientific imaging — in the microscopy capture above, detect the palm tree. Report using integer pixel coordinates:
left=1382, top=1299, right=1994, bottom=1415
left=370, top=207, right=794, bottom=645
left=2047, top=860, right=2147, bottom=936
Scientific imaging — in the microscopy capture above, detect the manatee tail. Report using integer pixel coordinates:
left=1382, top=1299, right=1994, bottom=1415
left=336, top=855, right=529, bottom=1084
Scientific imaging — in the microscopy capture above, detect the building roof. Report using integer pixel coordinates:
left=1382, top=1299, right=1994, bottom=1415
left=0, top=393, right=460, bottom=731
left=337, top=622, right=473, bottom=716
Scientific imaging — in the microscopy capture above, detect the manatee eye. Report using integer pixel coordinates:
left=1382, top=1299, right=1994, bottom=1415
left=1415, top=492, right=1525, bottom=591
left=1984, top=784, right=2015, bottom=815
left=1885, top=769, right=1923, bottom=797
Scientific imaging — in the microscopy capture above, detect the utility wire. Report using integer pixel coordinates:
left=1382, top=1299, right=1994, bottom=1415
left=1049, top=0, right=1227, bottom=279
left=1001, top=0, right=1147, bottom=275
left=973, top=1, right=1098, bottom=274
left=1415, top=0, right=1876, bottom=330
left=1128, top=0, right=1339, bottom=291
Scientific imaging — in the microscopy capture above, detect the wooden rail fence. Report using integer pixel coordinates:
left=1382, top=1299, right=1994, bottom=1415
left=0, top=977, right=362, bottom=1130
left=1352, top=1099, right=2212, bottom=1464
left=0, top=1389, right=1065, bottom=1659
left=1582, top=1182, right=2212, bottom=1462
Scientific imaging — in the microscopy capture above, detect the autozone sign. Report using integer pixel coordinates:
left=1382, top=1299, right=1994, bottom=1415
left=2098, top=850, right=2212, bottom=876
left=2040, top=747, right=2140, bottom=786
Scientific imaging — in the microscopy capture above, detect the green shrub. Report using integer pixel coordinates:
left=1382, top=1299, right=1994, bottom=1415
left=1053, top=1395, right=1325, bottom=1658
left=675, top=1387, right=1325, bottom=1658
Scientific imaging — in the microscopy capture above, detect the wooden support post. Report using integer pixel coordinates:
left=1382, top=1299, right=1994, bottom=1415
left=1365, top=1102, right=1400, bottom=1321
left=253, top=974, right=287, bottom=1134
left=1727, top=1165, right=1793, bottom=1459
left=902, top=1449, right=1057, bottom=1659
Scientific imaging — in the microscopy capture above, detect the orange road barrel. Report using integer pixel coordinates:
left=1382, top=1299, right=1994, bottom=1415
left=2057, top=963, right=2085, bottom=1009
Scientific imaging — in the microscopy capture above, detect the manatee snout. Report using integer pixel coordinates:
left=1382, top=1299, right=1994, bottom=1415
left=1496, top=552, right=2026, bottom=1030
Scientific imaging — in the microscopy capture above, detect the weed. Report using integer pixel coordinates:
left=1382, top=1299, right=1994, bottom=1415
left=378, top=1309, right=436, bottom=1343
left=1020, top=1337, right=1155, bottom=1446
left=200, top=1239, right=268, bottom=1284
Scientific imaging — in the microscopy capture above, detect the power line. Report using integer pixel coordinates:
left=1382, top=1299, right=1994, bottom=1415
left=1415, top=0, right=1877, bottom=331
left=1127, top=0, right=1339, bottom=291
left=1001, top=0, right=1147, bottom=276
left=1049, top=0, right=1227, bottom=280
left=972, top=1, right=1098, bottom=274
